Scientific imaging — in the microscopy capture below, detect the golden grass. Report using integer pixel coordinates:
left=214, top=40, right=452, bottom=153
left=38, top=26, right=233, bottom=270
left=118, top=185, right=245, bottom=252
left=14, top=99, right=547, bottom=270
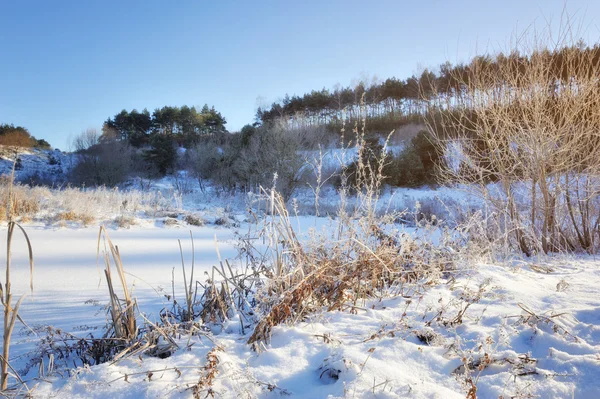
left=53, top=211, right=95, bottom=226
left=0, top=181, right=40, bottom=222
left=246, top=189, right=455, bottom=346
left=0, top=165, right=34, bottom=392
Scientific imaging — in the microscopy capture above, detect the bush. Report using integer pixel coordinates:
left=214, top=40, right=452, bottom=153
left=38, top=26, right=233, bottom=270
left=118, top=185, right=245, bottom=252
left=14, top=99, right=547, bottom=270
left=184, top=214, right=205, bottom=226
left=114, top=215, right=136, bottom=229
left=187, top=124, right=304, bottom=200
left=0, top=124, right=51, bottom=149
left=427, top=28, right=600, bottom=254
left=387, top=130, right=441, bottom=187
left=0, top=131, right=34, bottom=147
left=48, top=154, right=59, bottom=165
left=35, top=138, right=51, bottom=149
left=18, top=171, right=63, bottom=187
left=70, top=140, right=132, bottom=187
left=389, top=149, right=426, bottom=187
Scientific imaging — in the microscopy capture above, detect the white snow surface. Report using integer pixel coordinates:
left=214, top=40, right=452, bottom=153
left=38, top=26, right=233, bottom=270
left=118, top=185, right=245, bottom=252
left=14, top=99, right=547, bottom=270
left=0, top=220, right=597, bottom=398
left=0, top=179, right=597, bottom=398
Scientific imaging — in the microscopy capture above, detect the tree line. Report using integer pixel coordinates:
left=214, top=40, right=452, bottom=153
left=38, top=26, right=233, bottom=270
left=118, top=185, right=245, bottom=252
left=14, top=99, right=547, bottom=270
left=258, top=42, right=600, bottom=132
left=102, top=104, right=227, bottom=148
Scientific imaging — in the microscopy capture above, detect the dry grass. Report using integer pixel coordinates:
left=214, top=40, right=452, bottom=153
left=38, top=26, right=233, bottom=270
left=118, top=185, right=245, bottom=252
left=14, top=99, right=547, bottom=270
left=246, top=189, right=457, bottom=346
left=114, top=215, right=137, bottom=229
left=241, top=105, right=465, bottom=346
left=97, top=226, right=137, bottom=342
left=0, top=178, right=40, bottom=223
left=53, top=211, right=95, bottom=226
left=0, top=177, right=178, bottom=227
left=190, top=345, right=222, bottom=398
left=178, top=232, right=197, bottom=323
left=0, top=166, right=34, bottom=394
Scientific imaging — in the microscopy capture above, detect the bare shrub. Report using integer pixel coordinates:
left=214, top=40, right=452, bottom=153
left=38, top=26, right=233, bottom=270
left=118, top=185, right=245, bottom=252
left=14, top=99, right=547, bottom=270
left=188, top=124, right=304, bottom=201
left=73, top=128, right=100, bottom=152
left=0, top=131, right=34, bottom=148
left=173, top=172, right=194, bottom=196
left=234, top=124, right=304, bottom=200
left=184, top=214, right=205, bottom=226
left=271, top=118, right=338, bottom=149
left=114, top=215, right=136, bottom=229
left=427, top=21, right=600, bottom=255
left=184, top=141, right=223, bottom=192
left=70, top=130, right=133, bottom=187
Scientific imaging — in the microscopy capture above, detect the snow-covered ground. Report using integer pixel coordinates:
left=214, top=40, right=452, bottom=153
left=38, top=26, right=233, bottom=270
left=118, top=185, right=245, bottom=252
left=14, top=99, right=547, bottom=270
left=0, top=175, right=598, bottom=398
left=5, top=224, right=237, bottom=369
left=11, top=224, right=600, bottom=398
left=0, top=146, right=72, bottom=181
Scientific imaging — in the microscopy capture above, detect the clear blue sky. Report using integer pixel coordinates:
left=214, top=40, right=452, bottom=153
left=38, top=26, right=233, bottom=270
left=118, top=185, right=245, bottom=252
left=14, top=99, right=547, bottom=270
left=1, top=0, right=598, bottom=149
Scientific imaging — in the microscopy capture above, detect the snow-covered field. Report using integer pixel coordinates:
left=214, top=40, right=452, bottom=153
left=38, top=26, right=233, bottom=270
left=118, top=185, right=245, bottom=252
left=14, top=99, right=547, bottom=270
left=0, top=175, right=598, bottom=398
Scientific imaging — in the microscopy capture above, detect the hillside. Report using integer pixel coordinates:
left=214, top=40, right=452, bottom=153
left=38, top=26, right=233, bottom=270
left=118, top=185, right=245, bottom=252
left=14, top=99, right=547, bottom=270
left=0, top=146, right=72, bottom=182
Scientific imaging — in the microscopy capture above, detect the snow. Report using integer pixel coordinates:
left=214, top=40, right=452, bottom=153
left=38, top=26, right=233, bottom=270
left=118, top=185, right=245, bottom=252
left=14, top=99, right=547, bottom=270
left=0, top=174, right=598, bottom=398
left=4, top=224, right=237, bottom=373
left=18, top=249, right=600, bottom=398
left=0, top=146, right=72, bottom=181
left=299, top=145, right=407, bottom=175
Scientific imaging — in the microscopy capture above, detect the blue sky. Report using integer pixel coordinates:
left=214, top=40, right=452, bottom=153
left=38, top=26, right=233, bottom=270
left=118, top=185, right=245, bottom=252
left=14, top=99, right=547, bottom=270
left=1, top=0, right=598, bottom=149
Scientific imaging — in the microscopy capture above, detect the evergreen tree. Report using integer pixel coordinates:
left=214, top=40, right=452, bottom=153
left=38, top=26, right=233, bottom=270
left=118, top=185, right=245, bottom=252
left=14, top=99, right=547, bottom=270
left=143, top=133, right=177, bottom=175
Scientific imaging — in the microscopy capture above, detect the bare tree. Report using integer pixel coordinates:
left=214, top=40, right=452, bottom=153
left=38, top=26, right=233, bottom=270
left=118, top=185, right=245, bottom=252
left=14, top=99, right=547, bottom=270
left=427, top=19, right=600, bottom=254
left=70, top=129, right=132, bottom=186
left=73, top=128, right=100, bottom=152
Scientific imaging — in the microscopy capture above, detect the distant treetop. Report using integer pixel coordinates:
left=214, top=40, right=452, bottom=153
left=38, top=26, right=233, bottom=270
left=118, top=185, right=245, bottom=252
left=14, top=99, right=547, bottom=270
left=102, top=104, right=227, bottom=148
